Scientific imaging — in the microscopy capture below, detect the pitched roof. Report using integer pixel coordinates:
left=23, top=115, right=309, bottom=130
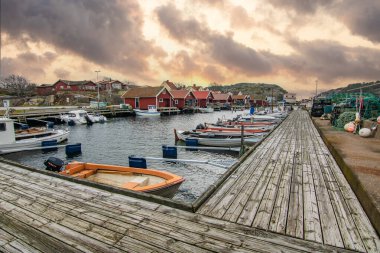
left=59, top=80, right=95, bottom=86
left=38, top=84, right=54, bottom=87
left=161, top=80, right=178, bottom=90
left=192, top=91, right=211, bottom=99
left=170, top=90, right=192, bottom=99
left=232, top=95, right=247, bottom=100
left=121, top=86, right=164, bottom=98
left=212, top=93, right=230, bottom=100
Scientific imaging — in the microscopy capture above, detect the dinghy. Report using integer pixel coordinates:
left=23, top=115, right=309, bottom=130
left=60, top=161, right=184, bottom=198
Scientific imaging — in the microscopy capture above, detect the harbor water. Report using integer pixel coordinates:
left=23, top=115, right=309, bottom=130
left=3, top=111, right=243, bottom=202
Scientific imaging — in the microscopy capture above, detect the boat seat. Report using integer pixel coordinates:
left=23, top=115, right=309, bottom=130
left=122, top=177, right=149, bottom=190
left=72, top=169, right=95, bottom=178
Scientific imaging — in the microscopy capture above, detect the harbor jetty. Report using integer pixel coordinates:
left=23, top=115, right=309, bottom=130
left=0, top=109, right=379, bottom=252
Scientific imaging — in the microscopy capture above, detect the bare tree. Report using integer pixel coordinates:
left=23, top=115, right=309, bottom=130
left=1, top=74, right=36, bottom=97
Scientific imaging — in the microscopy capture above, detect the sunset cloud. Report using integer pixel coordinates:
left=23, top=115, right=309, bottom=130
left=1, top=0, right=380, bottom=97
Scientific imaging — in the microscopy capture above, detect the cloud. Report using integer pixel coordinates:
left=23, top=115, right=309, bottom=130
left=54, top=68, right=71, bottom=79
left=267, top=0, right=334, bottom=14
left=1, top=52, right=57, bottom=80
left=333, top=0, right=380, bottom=43
left=1, top=0, right=163, bottom=79
left=156, top=4, right=272, bottom=76
left=273, top=40, right=380, bottom=84
left=229, top=6, right=254, bottom=29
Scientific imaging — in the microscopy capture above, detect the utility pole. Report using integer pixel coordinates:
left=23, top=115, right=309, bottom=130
left=271, top=87, right=274, bottom=112
left=315, top=79, right=318, bottom=97
left=95, top=70, right=100, bottom=110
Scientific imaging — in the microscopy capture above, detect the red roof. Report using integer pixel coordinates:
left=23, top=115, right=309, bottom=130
left=192, top=91, right=211, bottom=99
left=212, top=93, right=230, bottom=100
left=170, top=90, right=191, bottom=99
left=162, top=80, right=178, bottom=90
left=121, top=86, right=164, bottom=98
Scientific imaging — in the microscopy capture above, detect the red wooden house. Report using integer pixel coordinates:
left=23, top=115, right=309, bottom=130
left=53, top=80, right=98, bottom=92
left=36, top=84, right=55, bottom=96
left=232, top=94, right=249, bottom=106
left=192, top=91, right=214, bottom=107
left=211, top=92, right=232, bottom=104
left=169, top=90, right=196, bottom=110
left=121, top=86, right=172, bottom=109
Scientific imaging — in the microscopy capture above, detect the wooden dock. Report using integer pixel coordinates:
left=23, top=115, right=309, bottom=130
left=197, top=110, right=380, bottom=252
left=0, top=110, right=379, bottom=252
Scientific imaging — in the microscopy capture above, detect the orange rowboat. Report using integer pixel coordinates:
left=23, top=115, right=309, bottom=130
left=61, top=162, right=185, bottom=198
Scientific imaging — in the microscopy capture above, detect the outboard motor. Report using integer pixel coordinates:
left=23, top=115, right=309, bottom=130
left=44, top=157, right=65, bottom=172
left=196, top=123, right=205, bottom=130
left=84, top=115, right=93, bottom=125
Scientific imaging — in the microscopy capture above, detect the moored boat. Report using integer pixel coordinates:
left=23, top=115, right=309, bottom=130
left=60, top=161, right=184, bottom=198
left=134, top=105, right=161, bottom=116
left=60, top=110, right=94, bottom=125
left=0, top=118, right=69, bottom=154
left=198, top=106, right=214, bottom=113
left=175, top=129, right=261, bottom=147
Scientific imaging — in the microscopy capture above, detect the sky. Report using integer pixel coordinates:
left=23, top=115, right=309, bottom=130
left=1, top=0, right=380, bottom=98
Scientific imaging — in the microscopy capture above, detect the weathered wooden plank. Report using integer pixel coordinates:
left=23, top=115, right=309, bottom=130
left=286, top=132, right=304, bottom=238
left=221, top=125, right=289, bottom=222
left=0, top=213, right=81, bottom=253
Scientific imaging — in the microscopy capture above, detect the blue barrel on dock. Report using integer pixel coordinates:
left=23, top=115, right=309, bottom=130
left=129, top=156, right=147, bottom=168
left=41, top=140, right=58, bottom=152
left=46, top=121, right=54, bottom=128
left=162, top=145, right=177, bottom=159
left=21, top=124, right=29, bottom=130
left=65, top=143, right=82, bottom=157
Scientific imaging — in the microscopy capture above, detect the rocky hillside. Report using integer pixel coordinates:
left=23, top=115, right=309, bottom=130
left=320, top=81, right=380, bottom=97
left=208, top=83, right=288, bottom=100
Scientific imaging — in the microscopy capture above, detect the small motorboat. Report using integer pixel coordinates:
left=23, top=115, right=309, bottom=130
left=0, top=118, right=69, bottom=154
left=134, top=105, right=161, bottom=117
left=198, top=106, right=214, bottom=113
left=60, top=110, right=94, bottom=125
left=175, top=129, right=262, bottom=147
left=88, top=113, right=107, bottom=123
left=60, top=161, right=184, bottom=198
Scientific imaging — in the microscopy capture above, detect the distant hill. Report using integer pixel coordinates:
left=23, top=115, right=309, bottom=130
left=208, top=83, right=288, bottom=100
left=320, top=81, right=380, bottom=97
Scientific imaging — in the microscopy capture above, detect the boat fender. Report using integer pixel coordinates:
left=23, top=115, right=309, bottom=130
left=377, top=116, right=380, bottom=124
left=359, top=128, right=372, bottom=138
left=344, top=122, right=355, bottom=132
left=44, top=157, right=65, bottom=172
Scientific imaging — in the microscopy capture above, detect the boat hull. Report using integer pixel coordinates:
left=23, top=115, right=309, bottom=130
left=134, top=110, right=161, bottom=116
left=0, top=130, right=69, bottom=154
left=61, top=162, right=184, bottom=198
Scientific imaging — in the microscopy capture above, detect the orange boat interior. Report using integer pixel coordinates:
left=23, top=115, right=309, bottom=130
left=61, top=162, right=184, bottom=192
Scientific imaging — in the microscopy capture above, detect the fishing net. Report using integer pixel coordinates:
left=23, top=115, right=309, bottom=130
left=335, top=112, right=356, bottom=129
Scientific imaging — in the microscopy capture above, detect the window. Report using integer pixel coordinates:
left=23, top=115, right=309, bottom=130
left=159, top=98, right=163, bottom=102
left=174, top=100, right=178, bottom=105
left=0, top=123, right=6, bottom=131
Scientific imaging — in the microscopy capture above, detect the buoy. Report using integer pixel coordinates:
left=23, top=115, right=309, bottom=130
left=377, top=116, right=380, bottom=124
left=359, top=128, right=372, bottom=137
left=344, top=122, right=355, bottom=132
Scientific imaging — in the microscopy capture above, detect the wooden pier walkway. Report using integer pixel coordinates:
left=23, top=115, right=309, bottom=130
left=0, top=109, right=378, bottom=252
left=197, top=110, right=380, bottom=252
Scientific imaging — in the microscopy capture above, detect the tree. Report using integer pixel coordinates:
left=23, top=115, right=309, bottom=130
left=1, top=74, right=36, bottom=97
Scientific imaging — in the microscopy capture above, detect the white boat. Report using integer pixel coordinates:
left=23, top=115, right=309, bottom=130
left=134, top=105, right=161, bottom=117
left=0, top=117, right=69, bottom=154
left=175, top=130, right=261, bottom=147
left=240, top=114, right=279, bottom=122
left=60, top=110, right=94, bottom=125
left=198, top=106, right=214, bottom=113
left=88, top=113, right=107, bottom=123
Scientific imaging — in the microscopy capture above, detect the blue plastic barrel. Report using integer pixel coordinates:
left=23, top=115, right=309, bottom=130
left=129, top=156, right=147, bottom=168
left=65, top=143, right=82, bottom=157
left=41, top=140, right=58, bottom=152
left=46, top=121, right=54, bottom=128
left=162, top=145, right=177, bottom=159
left=21, top=124, right=29, bottom=130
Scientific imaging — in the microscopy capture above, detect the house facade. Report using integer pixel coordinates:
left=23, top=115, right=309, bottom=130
left=97, top=80, right=127, bottom=90
left=121, top=86, right=172, bottom=109
left=232, top=94, right=249, bottom=106
left=284, top=93, right=297, bottom=104
left=36, top=80, right=98, bottom=95
left=192, top=91, right=214, bottom=107
left=170, top=90, right=196, bottom=110
left=212, top=92, right=232, bottom=104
